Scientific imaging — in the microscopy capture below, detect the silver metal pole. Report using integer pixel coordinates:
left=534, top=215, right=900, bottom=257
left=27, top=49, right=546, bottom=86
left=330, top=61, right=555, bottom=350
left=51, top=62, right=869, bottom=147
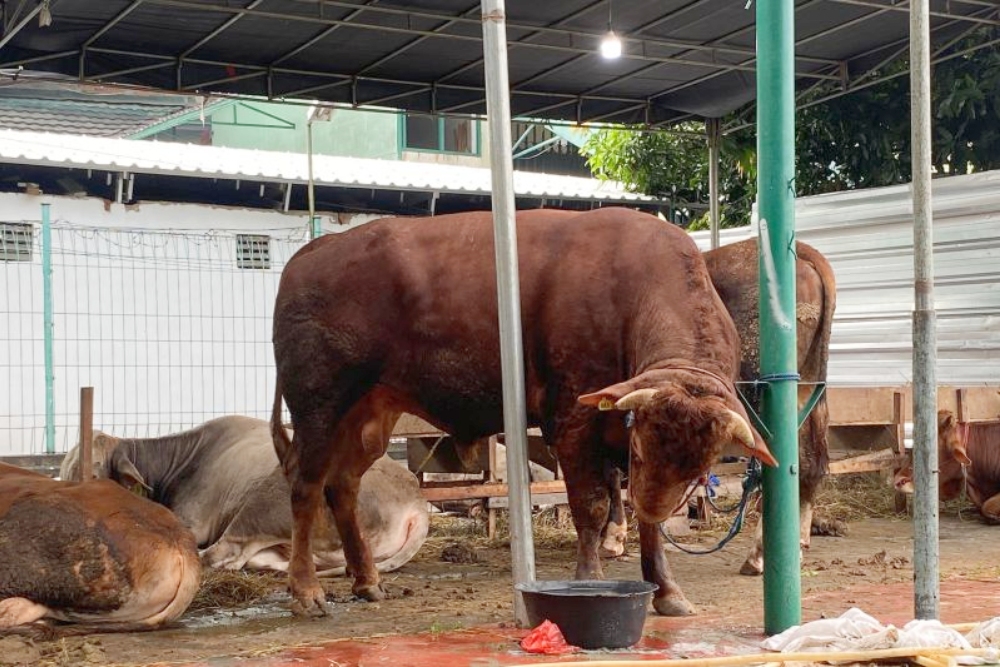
left=910, top=0, right=939, bottom=620
left=481, top=0, right=536, bottom=627
left=707, top=118, right=721, bottom=249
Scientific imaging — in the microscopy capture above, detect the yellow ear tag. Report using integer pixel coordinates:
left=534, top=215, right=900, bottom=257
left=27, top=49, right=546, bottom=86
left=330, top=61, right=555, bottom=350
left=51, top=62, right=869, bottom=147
left=598, top=398, right=615, bottom=411
left=130, top=483, right=150, bottom=499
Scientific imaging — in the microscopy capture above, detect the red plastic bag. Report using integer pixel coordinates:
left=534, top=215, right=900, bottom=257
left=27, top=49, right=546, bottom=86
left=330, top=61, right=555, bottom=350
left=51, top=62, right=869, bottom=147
left=520, top=619, right=580, bottom=655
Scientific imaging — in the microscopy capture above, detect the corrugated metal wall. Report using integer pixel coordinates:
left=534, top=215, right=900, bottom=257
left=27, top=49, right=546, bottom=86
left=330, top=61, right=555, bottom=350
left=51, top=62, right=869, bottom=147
left=694, top=168, right=1000, bottom=387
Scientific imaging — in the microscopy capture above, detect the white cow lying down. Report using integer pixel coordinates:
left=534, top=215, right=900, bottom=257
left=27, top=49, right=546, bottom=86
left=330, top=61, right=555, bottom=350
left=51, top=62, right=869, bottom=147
left=60, top=416, right=429, bottom=576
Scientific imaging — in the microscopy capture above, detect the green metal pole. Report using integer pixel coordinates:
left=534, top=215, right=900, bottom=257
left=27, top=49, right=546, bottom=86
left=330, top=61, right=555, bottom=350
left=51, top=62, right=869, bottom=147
left=757, top=0, right=801, bottom=634
left=41, top=203, right=55, bottom=454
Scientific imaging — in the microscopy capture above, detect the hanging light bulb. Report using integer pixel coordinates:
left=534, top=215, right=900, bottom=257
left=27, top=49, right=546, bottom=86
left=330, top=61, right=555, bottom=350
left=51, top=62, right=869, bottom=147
left=600, top=0, right=622, bottom=59
left=600, top=31, right=622, bottom=59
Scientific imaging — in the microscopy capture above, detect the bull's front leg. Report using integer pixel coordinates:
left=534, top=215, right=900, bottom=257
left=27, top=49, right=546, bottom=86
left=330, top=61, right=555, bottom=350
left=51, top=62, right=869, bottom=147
left=561, top=460, right=611, bottom=580
left=638, top=520, right=695, bottom=616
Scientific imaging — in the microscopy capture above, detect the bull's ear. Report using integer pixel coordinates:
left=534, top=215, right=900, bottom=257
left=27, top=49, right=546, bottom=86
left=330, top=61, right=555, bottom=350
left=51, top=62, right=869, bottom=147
left=578, top=381, right=636, bottom=411
left=952, top=431, right=973, bottom=467
left=953, top=446, right=973, bottom=467
left=940, top=411, right=956, bottom=430
left=110, top=450, right=151, bottom=494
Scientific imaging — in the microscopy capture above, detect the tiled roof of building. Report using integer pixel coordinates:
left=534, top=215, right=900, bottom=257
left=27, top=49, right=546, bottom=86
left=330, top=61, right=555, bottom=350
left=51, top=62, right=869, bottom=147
left=0, top=82, right=208, bottom=137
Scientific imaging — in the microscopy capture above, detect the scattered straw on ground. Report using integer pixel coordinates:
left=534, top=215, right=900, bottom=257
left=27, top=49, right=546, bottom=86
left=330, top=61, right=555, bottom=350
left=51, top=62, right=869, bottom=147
left=190, top=568, right=287, bottom=611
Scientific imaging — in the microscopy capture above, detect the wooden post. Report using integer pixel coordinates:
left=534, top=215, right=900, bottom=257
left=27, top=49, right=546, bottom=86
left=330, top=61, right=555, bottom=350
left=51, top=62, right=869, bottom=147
left=79, top=386, right=94, bottom=483
left=487, top=435, right=499, bottom=539
left=893, top=390, right=908, bottom=514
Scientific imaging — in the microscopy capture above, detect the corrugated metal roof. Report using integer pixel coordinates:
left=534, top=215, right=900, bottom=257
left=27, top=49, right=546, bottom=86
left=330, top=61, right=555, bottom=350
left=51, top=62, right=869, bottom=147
left=0, top=129, right=656, bottom=203
left=0, top=1, right=989, bottom=126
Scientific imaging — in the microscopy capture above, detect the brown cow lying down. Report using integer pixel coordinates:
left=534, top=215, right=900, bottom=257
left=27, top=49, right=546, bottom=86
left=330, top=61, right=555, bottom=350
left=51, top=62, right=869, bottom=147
left=599, top=239, right=839, bottom=574
left=60, top=416, right=429, bottom=576
left=894, top=411, right=1000, bottom=521
left=271, top=207, right=777, bottom=617
left=0, top=463, right=199, bottom=629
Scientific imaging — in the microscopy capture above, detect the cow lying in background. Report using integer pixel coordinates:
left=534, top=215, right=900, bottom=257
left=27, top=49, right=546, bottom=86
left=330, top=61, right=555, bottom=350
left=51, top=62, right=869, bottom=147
left=894, top=411, right=1000, bottom=521
left=60, top=416, right=429, bottom=576
left=0, top=463, right=199, bottom=629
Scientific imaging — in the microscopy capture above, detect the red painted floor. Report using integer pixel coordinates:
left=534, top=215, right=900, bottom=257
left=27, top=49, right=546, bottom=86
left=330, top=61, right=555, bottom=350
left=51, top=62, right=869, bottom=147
left=162, top=579, right=1000, bottom=667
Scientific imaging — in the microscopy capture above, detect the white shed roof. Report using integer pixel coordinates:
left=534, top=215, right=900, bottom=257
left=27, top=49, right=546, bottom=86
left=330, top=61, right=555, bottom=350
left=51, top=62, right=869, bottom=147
left=0, top=129, right=656, bottom=204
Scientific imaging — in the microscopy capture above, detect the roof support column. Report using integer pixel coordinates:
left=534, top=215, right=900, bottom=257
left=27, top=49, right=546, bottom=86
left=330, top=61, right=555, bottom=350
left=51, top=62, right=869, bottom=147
left=757, top=0, right=801, bottom=635
left=910, top=0, right=939, bottom=621
left=481, top=0, right=536, bottom=628
left=707, top=117, right=721, bottom=249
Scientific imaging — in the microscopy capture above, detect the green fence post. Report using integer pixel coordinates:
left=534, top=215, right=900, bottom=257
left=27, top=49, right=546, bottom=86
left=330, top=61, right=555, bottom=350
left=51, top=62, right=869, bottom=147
left=757, top=0, right=802, bottom=634
left=41, top=203, right=55, bottom=454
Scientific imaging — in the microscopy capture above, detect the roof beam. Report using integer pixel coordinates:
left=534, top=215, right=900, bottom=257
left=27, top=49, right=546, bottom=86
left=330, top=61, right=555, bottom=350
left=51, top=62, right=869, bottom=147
left=827, top=0, right=1000, bottom=25
left=271, top=0, right=381, bottom=66
left=79, top=0, right=146, bottom=79
left=140, top=0, right=837, bottom=68
left=351, top=3, right=480, bottom=78
left=180, top=0, right=268, bottom=60
left=0, top=0, right=44, bottom=51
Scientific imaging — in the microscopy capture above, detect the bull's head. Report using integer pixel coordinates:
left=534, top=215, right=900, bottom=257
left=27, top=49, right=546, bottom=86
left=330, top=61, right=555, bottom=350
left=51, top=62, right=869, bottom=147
left=578, top=368, right=776, bottom=524
left=59, top=432, right=152, bottom=495
left=893, top=410, right=970, bottom=500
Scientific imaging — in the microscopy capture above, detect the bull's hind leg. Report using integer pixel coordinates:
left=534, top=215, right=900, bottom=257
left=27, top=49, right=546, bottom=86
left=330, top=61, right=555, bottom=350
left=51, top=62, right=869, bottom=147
left=283, top=416, right=340, bottom=616
left=323, top=388, right=402, bottom=601
left=980, top=495, right=1000, bottom=523
left=639, top=520, right=695, bottom=615
left=599, top=466, right=627, bottom=558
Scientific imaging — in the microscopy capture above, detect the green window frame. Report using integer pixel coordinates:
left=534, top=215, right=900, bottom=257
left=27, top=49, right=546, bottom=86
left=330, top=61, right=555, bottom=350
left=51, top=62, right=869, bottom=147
left=399, top=113, right=480, bottom=156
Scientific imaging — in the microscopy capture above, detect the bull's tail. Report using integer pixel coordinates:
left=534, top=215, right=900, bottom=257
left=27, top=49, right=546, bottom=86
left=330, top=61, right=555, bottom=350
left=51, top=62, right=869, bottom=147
left=271, top=376, right=294, bottom=468
left=798, top=241, right=837, bottom=381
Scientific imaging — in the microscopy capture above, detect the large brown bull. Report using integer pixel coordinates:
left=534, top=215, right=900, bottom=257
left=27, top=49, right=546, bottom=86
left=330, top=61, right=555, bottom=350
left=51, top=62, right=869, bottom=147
left=598, top=239, right=838, bottom=573
left=271, top=208, right=776, bottom=618
left=705, top=239, right=838, bottom=574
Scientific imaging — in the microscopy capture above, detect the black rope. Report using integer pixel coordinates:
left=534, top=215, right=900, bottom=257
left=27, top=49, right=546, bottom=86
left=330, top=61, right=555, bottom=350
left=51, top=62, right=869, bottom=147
left=658, top=457, right=763, bottom=555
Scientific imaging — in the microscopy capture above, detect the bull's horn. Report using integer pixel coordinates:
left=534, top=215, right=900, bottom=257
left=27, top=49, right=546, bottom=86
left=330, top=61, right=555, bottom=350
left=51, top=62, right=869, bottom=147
left=614, top=388, right=659, bottom=411
left=725, top=409, right=779, bottom=467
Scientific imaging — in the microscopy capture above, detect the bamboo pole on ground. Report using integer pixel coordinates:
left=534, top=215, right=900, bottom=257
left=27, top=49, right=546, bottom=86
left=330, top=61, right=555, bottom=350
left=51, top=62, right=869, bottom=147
left=510, top=646, right=997, bottom=667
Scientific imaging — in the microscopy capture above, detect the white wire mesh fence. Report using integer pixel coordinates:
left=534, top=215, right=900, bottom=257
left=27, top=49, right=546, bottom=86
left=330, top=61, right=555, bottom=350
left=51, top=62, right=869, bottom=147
left=0, top=218, right=308, bottom=455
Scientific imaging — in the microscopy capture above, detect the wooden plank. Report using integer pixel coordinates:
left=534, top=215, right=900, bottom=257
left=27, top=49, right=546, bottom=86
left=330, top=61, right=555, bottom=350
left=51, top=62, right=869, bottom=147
left=827, top=387, right=905, bottom=425
left=489, top=492, right=568, bottom=509
left=828, top=448, right=901, bottom=475
left=948, top=386, right=1000, bottom=422
left=420, top=480, right=565, bottom=502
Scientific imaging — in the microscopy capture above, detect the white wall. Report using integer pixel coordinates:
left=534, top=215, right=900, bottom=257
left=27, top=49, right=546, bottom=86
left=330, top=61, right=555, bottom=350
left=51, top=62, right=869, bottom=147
left=0, top=194, right=383, bottom=455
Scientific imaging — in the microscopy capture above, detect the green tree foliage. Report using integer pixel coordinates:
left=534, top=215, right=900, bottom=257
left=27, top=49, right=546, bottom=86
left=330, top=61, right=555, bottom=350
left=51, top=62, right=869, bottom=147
left=582, top=27, right=1000, bottom=228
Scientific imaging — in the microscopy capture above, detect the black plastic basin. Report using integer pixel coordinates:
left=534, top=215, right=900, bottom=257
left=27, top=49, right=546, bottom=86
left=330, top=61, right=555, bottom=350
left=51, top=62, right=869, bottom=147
left=516, top=580, right=658, bottom=650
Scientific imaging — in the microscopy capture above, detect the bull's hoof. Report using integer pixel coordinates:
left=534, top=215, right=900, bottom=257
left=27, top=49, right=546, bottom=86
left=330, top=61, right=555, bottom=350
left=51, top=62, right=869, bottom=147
left=739, top=559, right=764, bottom=576
left=811, top=517, right=848, bottom=537
left=289, top=590, right=330, bottom=618
left=599, top=542, right=626, bottom=559
left=353, top=583, right=387, bottom=602
left=652, top=594, right=696, bottom=616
